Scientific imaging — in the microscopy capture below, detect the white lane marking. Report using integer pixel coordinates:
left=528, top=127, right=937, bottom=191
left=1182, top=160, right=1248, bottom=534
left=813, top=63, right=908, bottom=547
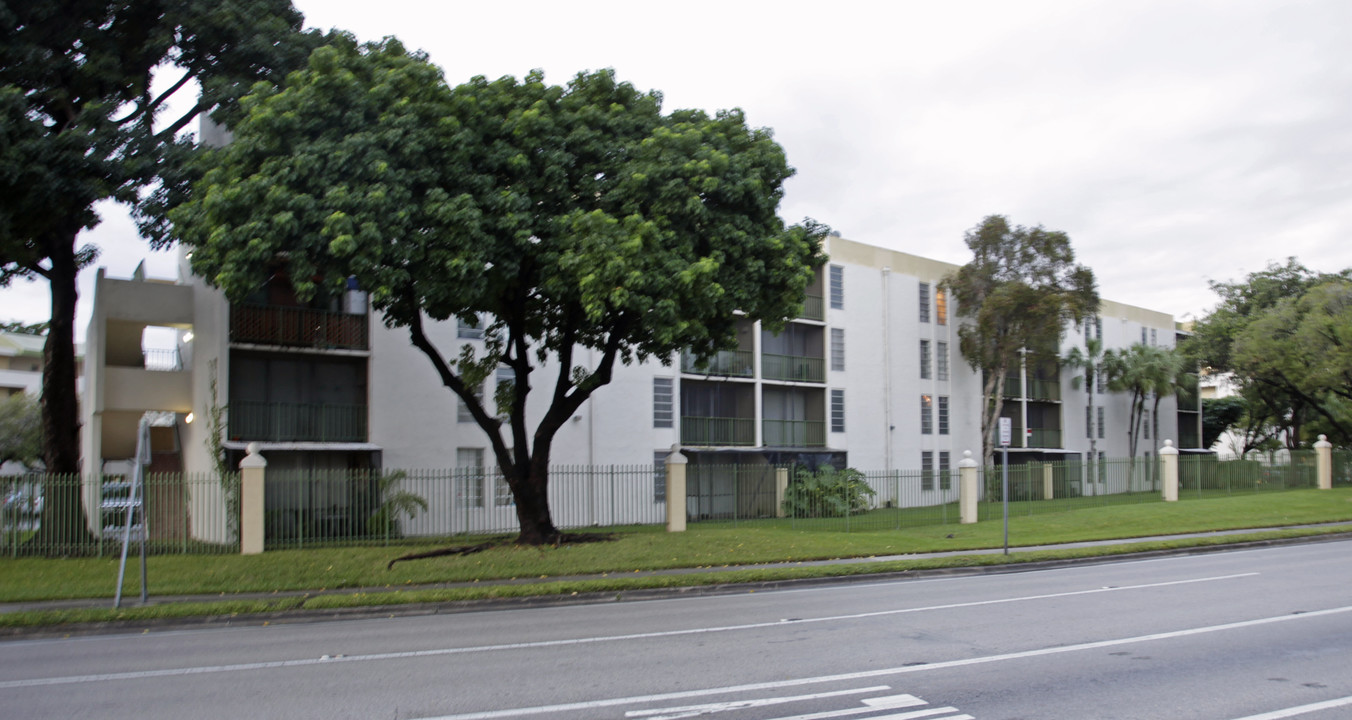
left=408, top=604, right=1352, bottom=720
left=766, top=700, right=952, bottom=720
left=1229, top=694, right=1352, bottom=720
left=0, top=572, right=1256, bottom=689
left=622, top=686, right=894, bottom=718
left=869, top=714, right=971, bottom=720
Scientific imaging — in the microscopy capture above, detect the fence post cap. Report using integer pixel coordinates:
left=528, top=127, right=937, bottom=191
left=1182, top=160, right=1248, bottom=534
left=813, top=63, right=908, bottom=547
left=240, top=442, right=267, bottom=469
left=1315, top=434, right=1333, bottom=449
left=958, top=450, right=978, bottom=468
left=664, top=444, right=687, bottom=465
left=1159, top=439, right=1178, bottom=456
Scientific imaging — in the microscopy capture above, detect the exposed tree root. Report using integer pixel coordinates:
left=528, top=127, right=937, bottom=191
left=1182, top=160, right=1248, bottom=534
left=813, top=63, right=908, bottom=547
left=386, top=532, right=616, bottom=569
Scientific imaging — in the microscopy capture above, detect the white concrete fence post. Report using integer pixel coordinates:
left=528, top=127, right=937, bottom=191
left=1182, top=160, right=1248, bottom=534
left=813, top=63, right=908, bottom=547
left=1315, top=434, right=1333, bottom=490
left=239, top=442, right=266, bottom=554
left=1160, top=439, right=1179, bottom=502
left=665, top=446, right=687, bottom=532
left=775, top=467, right=789, bottom=518
left=959, top=450, right=979, bottom=524
left=1043, top=463, right=1054, bottom=501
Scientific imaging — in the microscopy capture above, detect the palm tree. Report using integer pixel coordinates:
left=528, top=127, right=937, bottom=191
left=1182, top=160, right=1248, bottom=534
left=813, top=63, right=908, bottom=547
left=1062, top=337, right=1106, bottom=493
left=1105, top=343, right=1187, bottom=489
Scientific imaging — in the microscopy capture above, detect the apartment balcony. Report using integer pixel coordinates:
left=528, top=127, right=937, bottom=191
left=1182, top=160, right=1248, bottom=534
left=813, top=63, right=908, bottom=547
left=680, top=416, right=755, bottom=446
left=1178, top=421, right=1200, bottom=449
left=228, top=401, right=368, bottom=443
left=762, top=353, right=825, bottom=383
left=230, top=304, right=368, bottom=351
left=1026, top=379, right=1061, bottom=402
left=1027, top=427, right=1062, bottom=448
left=1002, top=376, right=1022, bottom=398
left=681, top=349, right=754, bottom=378
left=798, top=293, right=824, bottom=322
left=763, top=419, right=826, bottom=447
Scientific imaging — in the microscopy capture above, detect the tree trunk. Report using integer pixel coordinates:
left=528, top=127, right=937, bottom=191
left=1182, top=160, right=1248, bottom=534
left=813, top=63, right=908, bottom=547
left=31, top=231, right=96, bottom=553
left=511, top=464, right=561, bottom=545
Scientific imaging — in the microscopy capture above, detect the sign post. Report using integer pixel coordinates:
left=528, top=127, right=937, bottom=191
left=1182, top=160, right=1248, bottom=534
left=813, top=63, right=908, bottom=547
left=998, top=417, right=1011, bottom=556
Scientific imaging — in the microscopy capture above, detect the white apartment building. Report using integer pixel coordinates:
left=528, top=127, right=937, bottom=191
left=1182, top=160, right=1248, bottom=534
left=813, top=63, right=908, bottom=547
left=79, top=234, right=1193, bottom=535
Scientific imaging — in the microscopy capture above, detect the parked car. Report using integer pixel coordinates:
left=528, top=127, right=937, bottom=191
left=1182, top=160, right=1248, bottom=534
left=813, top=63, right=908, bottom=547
left=2, top=484, right=43, bottom=518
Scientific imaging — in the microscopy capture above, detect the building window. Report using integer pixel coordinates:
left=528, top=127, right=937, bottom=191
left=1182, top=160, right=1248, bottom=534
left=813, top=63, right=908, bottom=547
left=1095, top=317, right=1102, bottom=340
left=935, top=287, right=947, bottom=325
left=456, top=448, right=485, bottom=508
left=938, top=395, right=949, bottom=435
left=829, top=264, right=844, bottom=310
left=921, top=450, right=935, bottom=491
left=1144, top=410, right=1150, bottom=439
left=936, top=341, right=949, bottom=381
left=1096, top=367, right=1105, bottom=394
left=939, top=450, right=951, bottom=490
left=920, top=339, right=931, bottom=379
left=830, top=328, right=845, bottom=372
left=1141, top=327, right=1148, bottom=345
left=496, top=366, right=515, bottom=420
left=457, top=315, right=484, bottom=340
left=458, top=384, right=484, bottom=423
left=1086, top=405, right=1092, bottom=439
left=1150, top=328, right=1158, bottom=346
left=653, top=451, right=668, bottom=502
left=921, top=394, right=933, bottom=434
left=1097, top=406, right=1105, bottom=439
left=830, top=388, right=845, bottom=432
left=653, top=377, right=673, bottom=428
left=919, top=282, right=930, bottom=323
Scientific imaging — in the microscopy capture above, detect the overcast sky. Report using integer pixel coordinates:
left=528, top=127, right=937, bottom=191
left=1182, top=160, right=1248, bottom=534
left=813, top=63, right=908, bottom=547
left=6, top=0, right=1350, bottom=334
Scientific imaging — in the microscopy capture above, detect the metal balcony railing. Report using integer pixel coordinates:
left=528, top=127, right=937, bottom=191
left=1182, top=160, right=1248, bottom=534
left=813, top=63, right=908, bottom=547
left=1027, top=428, right=1062, bottom=448
left=681, top=349, right=754, bottom=377
left=1026, top=378, right=1061, bottom=401
left=762, top=353, right=825, bottom=383
left=230, top=304, right=368, bottom=350
left=680, top=416, right=755, bottom=446
left=228, top=401, right=368, bottom=442
left=799, top=293, right=825, bottom=321
left=763, top=419, right=826, bottom=447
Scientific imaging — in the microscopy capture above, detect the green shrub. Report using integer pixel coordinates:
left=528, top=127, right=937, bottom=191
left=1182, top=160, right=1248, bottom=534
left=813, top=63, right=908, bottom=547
left=782, top=467, right=874, bottom=517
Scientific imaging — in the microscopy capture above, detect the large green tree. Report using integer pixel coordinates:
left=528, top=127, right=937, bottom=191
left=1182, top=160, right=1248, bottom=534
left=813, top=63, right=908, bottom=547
left=1231, top=279, right=1352, bottom=445
left=164, top=39, right=827, bottom=544
left=1185, top=260, right=1352, bottom=449
left=0, top=0, right=323, bottom=549
left=943, top=215, right=1098, bottom=468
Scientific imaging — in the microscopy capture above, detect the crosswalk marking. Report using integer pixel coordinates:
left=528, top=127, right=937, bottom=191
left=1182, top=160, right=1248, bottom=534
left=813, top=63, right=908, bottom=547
left=624, top=685, right=894, bottom=718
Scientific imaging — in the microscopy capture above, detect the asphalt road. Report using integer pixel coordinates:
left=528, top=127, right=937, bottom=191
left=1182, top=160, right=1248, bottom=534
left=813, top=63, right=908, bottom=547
left=3, top=539, right=1351, bottom=719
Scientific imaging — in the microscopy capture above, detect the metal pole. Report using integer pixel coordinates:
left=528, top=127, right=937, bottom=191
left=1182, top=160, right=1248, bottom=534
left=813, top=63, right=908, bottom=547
left=1002, top=446, right=1010, bottom=555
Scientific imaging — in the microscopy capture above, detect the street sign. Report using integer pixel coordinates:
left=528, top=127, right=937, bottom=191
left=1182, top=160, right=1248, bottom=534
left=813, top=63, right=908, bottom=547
left=999, top=417, right=1012, bottom=447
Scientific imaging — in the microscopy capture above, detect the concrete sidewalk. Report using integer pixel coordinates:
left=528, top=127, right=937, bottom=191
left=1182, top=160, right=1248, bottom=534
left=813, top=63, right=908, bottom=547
left=6, top=522, right=1351, bottom=619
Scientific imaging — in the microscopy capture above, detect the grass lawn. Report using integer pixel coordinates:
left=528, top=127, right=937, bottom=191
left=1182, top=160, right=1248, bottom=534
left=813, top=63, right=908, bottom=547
left=1, top=488, right=1350, bottom=627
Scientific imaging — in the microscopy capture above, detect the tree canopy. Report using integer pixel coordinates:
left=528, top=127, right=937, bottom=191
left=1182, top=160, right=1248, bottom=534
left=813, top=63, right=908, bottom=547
left=164, top=38, right=827, bottom=544
left=943, top=215, right=1098, bottom=467
left=1, top=0, right=324, bottom=550
left=1185, top=259, right=1352, bottom=449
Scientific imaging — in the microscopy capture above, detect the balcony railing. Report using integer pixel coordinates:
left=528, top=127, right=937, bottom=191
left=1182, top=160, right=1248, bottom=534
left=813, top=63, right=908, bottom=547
left=763, top=419, right=826, bottom=447
left=1027, top=427, right=1062, bottom=448
left=230, top=304, right=368, bottom=350
left=228, top=401, right=368, bottom=442
left=762, top=353, right=825, bottom=383
left=681, top=349, right=754, bottom=377
left=680, top=416, right=755, bottom=446
left=1002, top=376, right=1022, bottom=398
left=798, top=293, right=825, bottom=321
left=1027, top=378, right=1061, bottom=401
